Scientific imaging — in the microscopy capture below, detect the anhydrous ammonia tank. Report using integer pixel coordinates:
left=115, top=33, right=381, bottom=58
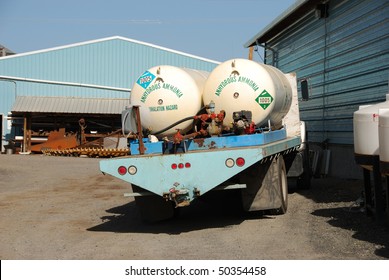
left=379, top=108, right=389, bottom=174
left=131, top=66, right=209, bottom=135
left=203, top=59, right=293, bottom=128
left=353, top=94, right=389, bottom=156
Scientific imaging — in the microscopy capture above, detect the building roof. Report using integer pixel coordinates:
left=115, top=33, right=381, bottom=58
left=0, top=36, right=219, bottom=64
left=0, top=36, right=219, bottom=96
left=12, top=96, right=129, bottom=115
left=244, top=0, right=323, bottom=47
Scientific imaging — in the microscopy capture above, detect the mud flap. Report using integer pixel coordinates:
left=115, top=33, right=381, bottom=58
left=240, top=155, right=288, bottom=213
left=132, top=185, right=174, bottom=222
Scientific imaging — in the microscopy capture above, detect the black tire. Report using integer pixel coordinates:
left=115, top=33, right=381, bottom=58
left=241, top=155, right=288, bottom=214
left=275, top=155, right=288, bottom=214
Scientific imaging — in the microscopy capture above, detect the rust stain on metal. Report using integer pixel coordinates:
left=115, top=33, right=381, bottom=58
left=31, top=128, right=78, bottom=153
left=133, top=106, right=145, bottom=155
left=42, top=147, right=129, bottom=157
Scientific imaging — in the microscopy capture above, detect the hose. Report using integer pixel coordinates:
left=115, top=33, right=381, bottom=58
left=152, top=116, right=195, bottom=135
left=152, top=105, right=210, bottom=136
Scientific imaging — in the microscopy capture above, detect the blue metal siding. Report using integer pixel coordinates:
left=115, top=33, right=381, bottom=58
left=0, top=80, right=16, bottom=117
left=0, top=37, right=218, bottom=97
left=0, top=37, right=219, bottom=143
left=263, top=0, right=389, bottom=144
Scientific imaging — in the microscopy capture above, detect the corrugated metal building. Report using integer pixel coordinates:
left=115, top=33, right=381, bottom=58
left=0, top=36, right=219, bottom=152
left=245, top=0, right=389, bottom=178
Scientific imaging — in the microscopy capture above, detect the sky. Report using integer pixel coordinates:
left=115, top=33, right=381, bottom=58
left=0, top=0, right=297, bottom=62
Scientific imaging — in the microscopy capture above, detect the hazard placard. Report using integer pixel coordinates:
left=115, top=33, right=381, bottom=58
left=255, top=90, right=274, bottom=110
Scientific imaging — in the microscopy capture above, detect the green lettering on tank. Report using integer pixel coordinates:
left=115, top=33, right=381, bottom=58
left=140, top=82, right=184, bottom=103
left=215, top=76, right=237, bottom=96
left=149, top=104, right=178, bottom=112
left=238, top=76, right=259, bottom=91
left=140, top=83, right=161, bottom=103
left=166, top=104, right=178, bottom=111
left=149, top=106, right=165, bottom=112
left=214, top=76, right=259, bottom=96
left=163, top=83, right=183, bottom=98
left=255, top=89, right=274, bottom=110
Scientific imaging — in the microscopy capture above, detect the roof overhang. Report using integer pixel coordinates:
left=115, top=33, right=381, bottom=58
left=11, top=96, right=129, bottom=115
left=244, top=0, right=324, bottom=47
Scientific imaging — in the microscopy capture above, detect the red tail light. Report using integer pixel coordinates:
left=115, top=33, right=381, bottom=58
left=171, top=162, right=191, bottom=170
left=236, top=157, right=245, bottom=167
left=118, top=166, right=127, bottom=175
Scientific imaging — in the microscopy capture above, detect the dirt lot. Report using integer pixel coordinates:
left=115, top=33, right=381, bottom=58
left=0, top=154, right=388, bottom=260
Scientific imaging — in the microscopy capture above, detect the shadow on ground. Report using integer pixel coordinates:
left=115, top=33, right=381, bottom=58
left=88, top=190, right=272, bottom=235
left=312, top=206, right=389, bottom=258
left=299, top=177, right=389, bottom=259
left=89, top=177, right=389, bottom=258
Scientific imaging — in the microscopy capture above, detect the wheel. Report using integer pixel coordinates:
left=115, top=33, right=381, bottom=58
left=240, top=155, right=288, bottom=214
left=274, top=155, right=288, bottom=214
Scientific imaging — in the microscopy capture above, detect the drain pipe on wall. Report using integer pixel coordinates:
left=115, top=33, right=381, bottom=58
left=255, top=40, right=278, bottom=67
left=0, top=75, right=132, bottom=93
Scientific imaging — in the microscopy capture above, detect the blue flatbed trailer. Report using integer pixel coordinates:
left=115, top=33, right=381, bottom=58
left=100, top=128, right=302, bottom=221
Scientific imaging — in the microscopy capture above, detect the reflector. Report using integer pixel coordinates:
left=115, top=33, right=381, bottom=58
left=128, top=165, right=137, bottom=175
left=236, top=157, right=245, bottom=167
left=225, top=158, right=235, bottom=168
left=118, top=166, right=127, bottom=175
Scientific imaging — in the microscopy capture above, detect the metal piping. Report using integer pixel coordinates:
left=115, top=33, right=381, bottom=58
left=0, top=78, right=17, bottom=100
left=255, top=40, right=278, bottom=66
left=0, top=75, right=131, bottom=92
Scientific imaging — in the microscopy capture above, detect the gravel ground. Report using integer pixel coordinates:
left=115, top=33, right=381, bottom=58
left=0, top=154, right=388, bottom=260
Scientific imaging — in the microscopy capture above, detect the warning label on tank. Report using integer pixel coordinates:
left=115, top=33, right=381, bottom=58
left=255, top=90, right=273, bottom=110
left=136, top=71, right=155, bottom=89
left=149, top=104, right=178, bottom=112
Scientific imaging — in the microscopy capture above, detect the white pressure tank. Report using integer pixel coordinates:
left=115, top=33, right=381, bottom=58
left=353, top=94, right=389, bottom=156
left=379, top=108, right=389, bottom=174
left=202, top=59, right=293, bottom=128
left=131, top=66, right=209, bottom=135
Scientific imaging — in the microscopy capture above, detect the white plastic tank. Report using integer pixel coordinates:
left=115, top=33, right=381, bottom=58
left=353, top=94, right=389, bottom=156
left=379, top=108, right=389, bottom=168
left=202, top=58, right=293, bottom=128
left=131, top=66, right=209, bottom=135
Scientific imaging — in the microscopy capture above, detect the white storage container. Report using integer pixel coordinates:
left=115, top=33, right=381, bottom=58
left=131, top=66, right=209, bottom=136
left=202, top=58, right=293, bottom=128
left=379, top=108, right=389, bottom=164
left=353, top=94, right=389, bottom=156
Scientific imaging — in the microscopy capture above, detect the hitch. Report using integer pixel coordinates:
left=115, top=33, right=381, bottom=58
left=164, top=187, right=191, bottom=207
